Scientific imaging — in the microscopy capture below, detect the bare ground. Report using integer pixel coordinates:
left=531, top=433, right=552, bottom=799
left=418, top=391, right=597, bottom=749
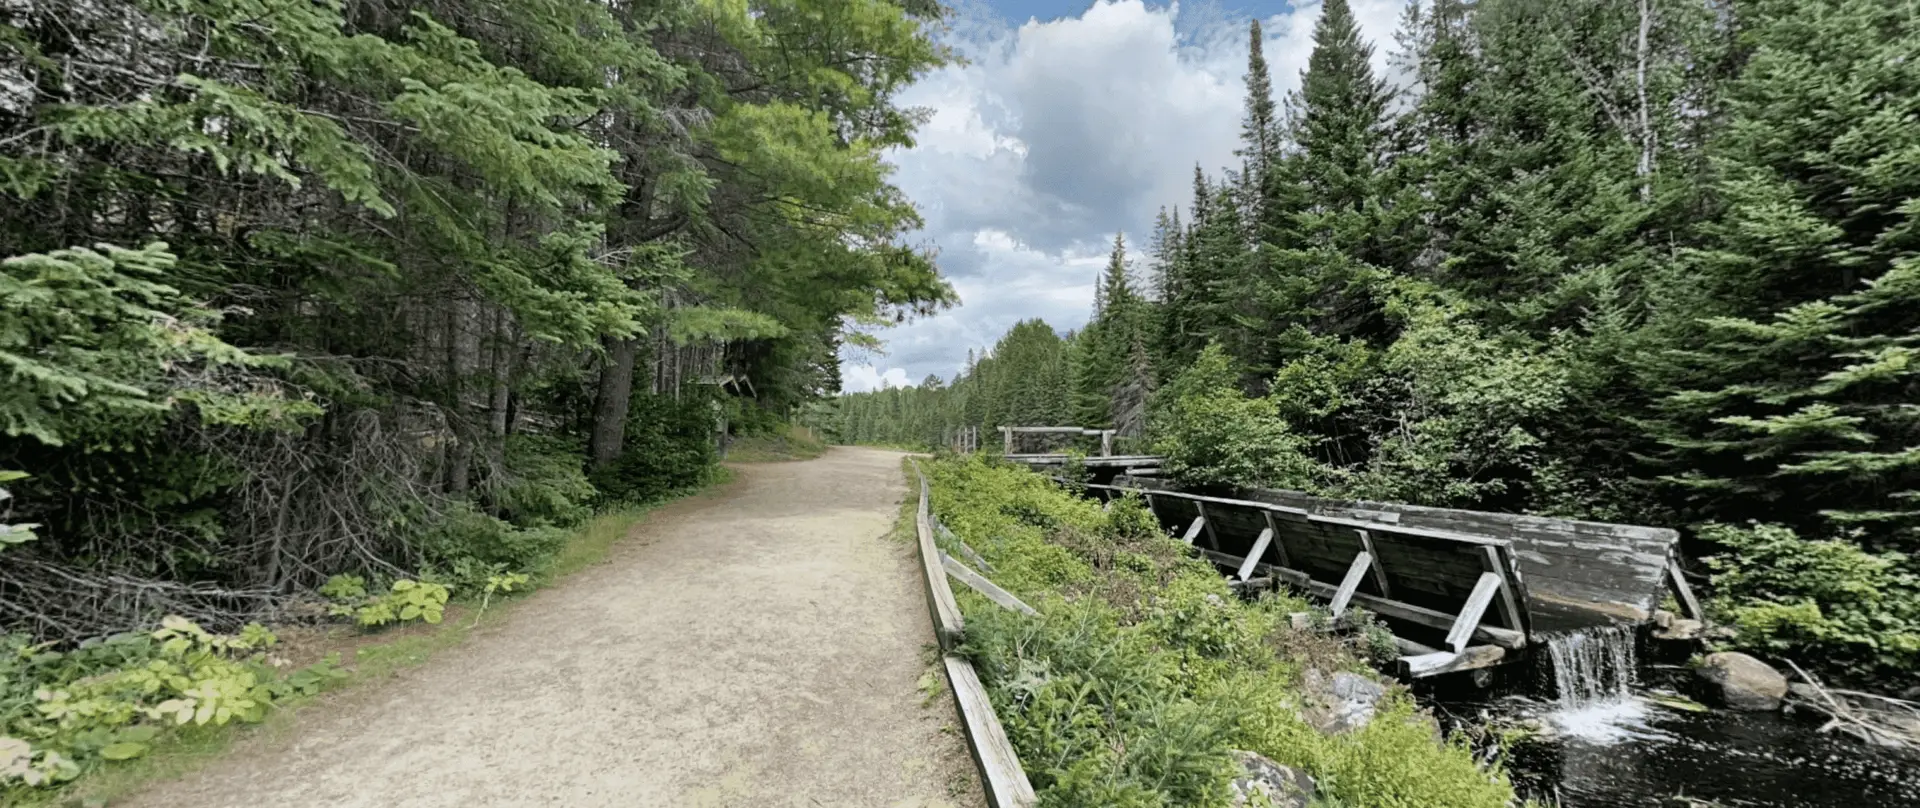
left=126, top=447, right=981, bottom=808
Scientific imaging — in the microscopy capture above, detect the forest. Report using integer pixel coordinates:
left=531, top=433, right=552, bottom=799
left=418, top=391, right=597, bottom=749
left=831, top=0, right=1920, bottom=686
left=0, top=1, right=950, bottom=649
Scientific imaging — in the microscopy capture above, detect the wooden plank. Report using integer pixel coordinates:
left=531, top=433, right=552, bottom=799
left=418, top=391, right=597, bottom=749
left=945, top=655, right=1039, bottom=808
left=1261, top=511, right=1293, bottom=567
left=1447, top=572, right=1504, bottom=653
left=1404, top=645, right=1507, bottom=678
left=911, top=461, right=965, bottom=649
left=1001, top=426, right=1012, bottom=455
left=944, top=553, right=1038, bottom=616
left=1667, top=547, right=1705, bottom=621
left=1480, top=546, right=1525, bottom=632
left=1236, top=527, right=1274, bottom=582
left=1195, top=501, right=1219, bottom=549
left=1356, top=529, right=1392, bottom=598
left=1181, top=515, right=1207, bottom=546
left=1329, top=551, right=1373, bottom=618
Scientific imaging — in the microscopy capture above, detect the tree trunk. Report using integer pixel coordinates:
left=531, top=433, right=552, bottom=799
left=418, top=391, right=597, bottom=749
left=1635, top=0, right=1657, bottom=201
left=487, top=307, right=514, bottom=469
left=445, top=296, right=475, bottom=494
left=590, top=336, right=640, bottom=468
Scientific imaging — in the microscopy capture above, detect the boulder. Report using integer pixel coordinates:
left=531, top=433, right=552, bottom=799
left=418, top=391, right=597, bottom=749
left=1301, top=669, right=1386, bottom=735
left=1695, top=652, right=1789, bottom=711
left=1228, top=750, right=1316, bottom=808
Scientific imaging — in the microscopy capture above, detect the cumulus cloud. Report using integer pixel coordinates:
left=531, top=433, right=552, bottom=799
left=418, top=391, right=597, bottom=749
left=847, top=0, right=1405, bottom=385
left=841, top=364, right=914, bottom=393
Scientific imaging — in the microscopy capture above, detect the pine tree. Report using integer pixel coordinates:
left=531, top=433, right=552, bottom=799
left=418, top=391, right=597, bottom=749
left=1645, top=0, right=1920, bottom=545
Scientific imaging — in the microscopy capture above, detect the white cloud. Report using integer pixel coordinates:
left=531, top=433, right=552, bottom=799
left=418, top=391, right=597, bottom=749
left=847, top=0, right=1405, bottom=387
left=842, top=364, right=914, bottom=393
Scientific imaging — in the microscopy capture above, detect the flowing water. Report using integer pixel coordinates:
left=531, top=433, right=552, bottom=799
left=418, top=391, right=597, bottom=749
left=1459, top=625, right=1920, bottom=807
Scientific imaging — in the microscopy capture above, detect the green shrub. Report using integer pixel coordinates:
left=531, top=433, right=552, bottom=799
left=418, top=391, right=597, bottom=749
left=1, top=617, right=343, bottom=794
left=416, top=501, right=567, bottom=581
left=926, top=457, right=1517, bottom=808
left=490, top=435, right=598, bottom=528
left=1701, top=522, right=1920, bottom=679
left=591, top=392, right=718, bottom=503
left=323, top=577, right=450, bottom=628
left=1152, top=344, right=1326, bottom=490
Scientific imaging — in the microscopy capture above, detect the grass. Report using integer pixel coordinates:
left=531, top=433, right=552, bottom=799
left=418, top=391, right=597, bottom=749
left=921, top=455, right=1521, bottom=808
left=725, top=424, right=829, bottom=462
left=15, top=474, right=730, bottom=807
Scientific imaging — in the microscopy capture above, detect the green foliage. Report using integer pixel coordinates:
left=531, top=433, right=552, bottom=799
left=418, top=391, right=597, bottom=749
left=327, top=579, right=450, bottom=629
left=1153, top=345, right=1325, bottom=490
left=591, top=393, right=720, bottom=503
left=925, top=458, right=1515, bottom=808
left=1701, top=522, right=1920, bottom=679
left=491, top=436, right=599, bottom=529
left=0, top=617, right=346, bottom=793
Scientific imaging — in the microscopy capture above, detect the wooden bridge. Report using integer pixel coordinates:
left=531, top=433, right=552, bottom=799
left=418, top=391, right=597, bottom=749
left=988, top=428, right=1701, bottom=680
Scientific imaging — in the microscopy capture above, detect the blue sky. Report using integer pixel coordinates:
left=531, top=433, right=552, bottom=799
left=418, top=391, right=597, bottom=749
left=841, top=0, right=1408, bottom=392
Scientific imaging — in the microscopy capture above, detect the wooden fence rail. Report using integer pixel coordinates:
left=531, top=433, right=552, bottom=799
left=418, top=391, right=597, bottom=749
left=908, top=460, right=1037, bottom=808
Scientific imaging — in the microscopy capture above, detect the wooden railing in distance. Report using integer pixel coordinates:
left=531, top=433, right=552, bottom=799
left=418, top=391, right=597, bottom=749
left=909, top=460, right=1037, bottom=808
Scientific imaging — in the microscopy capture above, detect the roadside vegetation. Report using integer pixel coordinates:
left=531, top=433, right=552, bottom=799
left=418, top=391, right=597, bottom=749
left=831, top=0, right=1920, bottom=689
left=2, top=0, right=950, bottom=796
left=925, top=455, right=1517, bottom=808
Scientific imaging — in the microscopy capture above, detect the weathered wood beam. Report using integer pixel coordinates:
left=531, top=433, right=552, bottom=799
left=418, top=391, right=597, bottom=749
left=1260, top=511, right=1293, bottom=567
left=944, top=655, right=1040, bottom=808
left=1195, top=501, right=1219, bottom=549
left=1403, top=645, right=1507, bottom=678
left=1447, top=572, right=1504, bottom=653
left=1236, top=527, right=1274, bottom=582
left=1329, top=551, right=1374, bottom=618
left=1181, top=515, right=1207, bottom=546
left=943, top=552, right=1038, bottom=616
left=911, top=461, right=965, bottom=649
left=1667, top=547, right=1706, bottom=621
left=1355, top=529, right=1392, bottom=598
left=1479, top=546, right=1525, bottom=632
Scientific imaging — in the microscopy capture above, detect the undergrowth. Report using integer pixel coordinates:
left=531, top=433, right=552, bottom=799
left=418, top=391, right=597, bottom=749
left=925, top=455, right=1518, bottom=808
left=726, top=423, right=829, bottom=462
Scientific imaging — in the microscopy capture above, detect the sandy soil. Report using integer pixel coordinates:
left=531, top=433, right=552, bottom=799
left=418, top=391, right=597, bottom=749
left=126, top=447, right=981, bottom=808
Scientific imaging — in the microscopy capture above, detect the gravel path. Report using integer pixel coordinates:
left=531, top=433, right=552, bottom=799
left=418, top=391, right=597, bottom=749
left=127, top=447, right=979, bottom=808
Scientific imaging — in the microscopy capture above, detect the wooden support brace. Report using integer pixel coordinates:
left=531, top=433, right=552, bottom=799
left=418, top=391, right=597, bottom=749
left=1355, top=529, right=1392, bottom=598
left=1001, top=426, right=1012, bottom=455
left=1478, top=546, right=1526, bottom=631
left=1447, top=572, right=1504, bottom=653
left=1260, top=511, right=1292, bottom=567
left=943, top=552, right=1038, bottom=616
left=1181, top=515, right=1207, bottom=546
left=1403, top=645, right=1507, bottom=678
left=1667, top=547, right=1705, bottom=621
left=1329, top=551, right=1374, bottom=618
left=1194, top=501, right=1218, bottom=549
left=1236, top=527, right=1274, bottom=582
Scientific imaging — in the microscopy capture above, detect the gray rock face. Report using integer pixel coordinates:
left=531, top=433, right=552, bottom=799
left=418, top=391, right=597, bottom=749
left=1228, top=750, right=1316, bottom=808
left=1302, top=669, right=1386, bottom=734
left=1695, top=652, right=1789, bottom=711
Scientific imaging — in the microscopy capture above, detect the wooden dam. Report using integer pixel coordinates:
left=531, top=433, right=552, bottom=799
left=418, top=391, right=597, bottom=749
left=997, top=427, right=1703, bottom=681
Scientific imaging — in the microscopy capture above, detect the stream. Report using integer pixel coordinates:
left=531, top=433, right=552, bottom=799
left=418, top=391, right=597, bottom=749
left=1426, top=626, right=1920, bottom=807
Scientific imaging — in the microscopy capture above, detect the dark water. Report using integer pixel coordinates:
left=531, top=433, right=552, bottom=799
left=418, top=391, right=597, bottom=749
left=1429, top=627, right=1920, bottom=808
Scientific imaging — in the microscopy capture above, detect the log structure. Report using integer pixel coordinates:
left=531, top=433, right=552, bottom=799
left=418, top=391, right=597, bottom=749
left=1033, top=469, right=1692, bottom=680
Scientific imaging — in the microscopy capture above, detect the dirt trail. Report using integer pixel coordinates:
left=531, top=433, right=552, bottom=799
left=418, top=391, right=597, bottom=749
left=128, top=447, right=979, bottom=808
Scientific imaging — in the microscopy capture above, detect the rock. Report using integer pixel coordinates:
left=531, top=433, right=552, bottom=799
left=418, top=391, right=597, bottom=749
left=1301, top=669, right=1386, bottom=735
left=1228, top=750, right=1316, bottom=808
left=1901, top=685, right=1920, bottom=702
left=1695, top=652, right=1789, bottom=711
left=1654, top=618, right=1704, bottom=641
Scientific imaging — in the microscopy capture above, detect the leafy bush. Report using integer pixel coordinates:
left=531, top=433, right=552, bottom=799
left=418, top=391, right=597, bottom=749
left=1, top=617, right=341, bottom=794
left=1152, top=344, right=1326, bottom=490
left=591, top=392, right=718, bottom=503
left=416, top=502, right=568, bottom=583
left=321, top=576, right=451, bottom=628
left=926, top=457, right=1516, bottom=808
left=1701, top=522, right=1920, bottom=679
left=490, top=435, right=598, bottom=528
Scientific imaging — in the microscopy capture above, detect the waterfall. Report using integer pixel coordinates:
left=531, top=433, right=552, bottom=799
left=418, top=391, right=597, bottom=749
left=1544, top=625, right=1638, bottom=708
